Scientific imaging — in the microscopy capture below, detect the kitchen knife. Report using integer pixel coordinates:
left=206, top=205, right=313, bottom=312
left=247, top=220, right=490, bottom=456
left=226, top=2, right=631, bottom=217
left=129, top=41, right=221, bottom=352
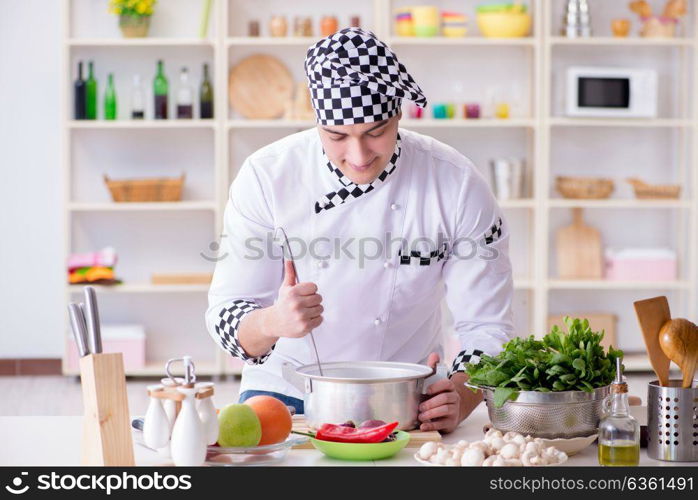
left=83, top=286, right=103, bottom=354
left=68, top=303, right=90, bottom=357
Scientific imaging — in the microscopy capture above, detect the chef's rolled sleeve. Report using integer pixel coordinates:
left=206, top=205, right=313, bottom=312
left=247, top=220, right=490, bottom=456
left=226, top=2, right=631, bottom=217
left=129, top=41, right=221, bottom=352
left=443, top=166, right=515, bottom=376
left=206, top=159, right=281, bottom=365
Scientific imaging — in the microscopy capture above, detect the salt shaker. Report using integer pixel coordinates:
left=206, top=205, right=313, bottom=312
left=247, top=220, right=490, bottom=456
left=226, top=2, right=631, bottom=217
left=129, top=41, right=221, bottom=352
left=196, top=382, right=219, bottom=445
left=170, top=386, right=207, bottom=466
left=143, top=385, right=171, bottom=450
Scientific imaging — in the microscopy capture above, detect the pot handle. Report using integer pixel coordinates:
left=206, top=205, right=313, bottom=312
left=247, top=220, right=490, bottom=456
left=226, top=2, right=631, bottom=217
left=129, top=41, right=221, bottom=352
left=281, top=362, right=307, bottom=393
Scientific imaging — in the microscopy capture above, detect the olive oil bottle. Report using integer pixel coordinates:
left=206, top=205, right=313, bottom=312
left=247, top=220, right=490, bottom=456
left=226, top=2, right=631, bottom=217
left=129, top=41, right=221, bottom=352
left=598, top=358, right=640, bottom=466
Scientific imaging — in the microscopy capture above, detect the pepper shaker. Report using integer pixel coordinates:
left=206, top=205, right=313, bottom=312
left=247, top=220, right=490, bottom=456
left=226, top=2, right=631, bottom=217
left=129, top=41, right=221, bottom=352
left=170, top=386, right=207, bottom=466
left=196, top=382, right=219, bottom=445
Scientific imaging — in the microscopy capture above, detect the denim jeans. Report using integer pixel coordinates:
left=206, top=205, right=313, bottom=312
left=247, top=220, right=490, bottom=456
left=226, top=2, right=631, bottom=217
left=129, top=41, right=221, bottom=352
left=238, top=390, right=304, bottom=415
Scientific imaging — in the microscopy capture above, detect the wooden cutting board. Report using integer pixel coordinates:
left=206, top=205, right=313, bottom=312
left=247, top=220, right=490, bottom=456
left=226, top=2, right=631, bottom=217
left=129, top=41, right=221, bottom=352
left=290, top=416, right=441, bottom=449
left=228, top=54, right=294, bottom=119
left=556, top=207, right=603, bottom=279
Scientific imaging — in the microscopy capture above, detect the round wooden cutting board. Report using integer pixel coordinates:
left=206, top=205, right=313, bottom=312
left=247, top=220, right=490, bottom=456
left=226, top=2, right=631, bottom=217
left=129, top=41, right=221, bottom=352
left=228, top=54, right=294, bottom=119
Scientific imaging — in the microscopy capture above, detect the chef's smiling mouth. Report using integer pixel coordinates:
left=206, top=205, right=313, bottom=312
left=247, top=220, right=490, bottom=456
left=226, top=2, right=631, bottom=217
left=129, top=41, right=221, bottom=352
left=345, top=158, right=377, bottom=172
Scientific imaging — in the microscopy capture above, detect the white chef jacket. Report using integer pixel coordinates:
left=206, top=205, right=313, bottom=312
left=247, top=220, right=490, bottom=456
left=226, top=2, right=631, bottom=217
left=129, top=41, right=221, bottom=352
left=206, top=127, right=514, bottom=399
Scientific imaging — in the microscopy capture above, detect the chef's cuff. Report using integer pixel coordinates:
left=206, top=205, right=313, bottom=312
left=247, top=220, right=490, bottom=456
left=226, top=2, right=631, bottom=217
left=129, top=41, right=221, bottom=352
left=449, top=349, right=484, bottom=377
left=215, top=299, right=275, bottom=365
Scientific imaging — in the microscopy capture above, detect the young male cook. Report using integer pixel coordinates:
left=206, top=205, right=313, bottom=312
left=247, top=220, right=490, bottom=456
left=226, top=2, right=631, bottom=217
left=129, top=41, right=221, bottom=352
left=206, top=28, right=514, bottom=433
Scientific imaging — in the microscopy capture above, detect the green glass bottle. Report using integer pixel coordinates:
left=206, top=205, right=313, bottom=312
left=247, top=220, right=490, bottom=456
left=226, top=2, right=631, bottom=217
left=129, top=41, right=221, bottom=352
left=85, top=61, right=97, bottom=120
left=199, top=63, right=213, bottom=119
left=104, top=73, right=117, bottom=120
left=154, top=60, right=169, bottom=119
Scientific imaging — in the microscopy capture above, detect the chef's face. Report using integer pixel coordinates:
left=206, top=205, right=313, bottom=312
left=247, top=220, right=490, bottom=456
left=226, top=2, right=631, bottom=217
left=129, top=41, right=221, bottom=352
left=318, top=112, right=401, bottom=185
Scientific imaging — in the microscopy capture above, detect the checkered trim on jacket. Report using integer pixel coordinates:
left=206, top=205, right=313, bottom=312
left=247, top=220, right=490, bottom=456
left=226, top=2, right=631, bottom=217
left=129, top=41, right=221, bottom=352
left=214, top=299, right=274, bottom=364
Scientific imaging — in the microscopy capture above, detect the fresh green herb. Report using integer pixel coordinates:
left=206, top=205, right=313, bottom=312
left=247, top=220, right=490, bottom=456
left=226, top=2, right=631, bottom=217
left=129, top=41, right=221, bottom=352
left=465, top=317, right=623, bottom=407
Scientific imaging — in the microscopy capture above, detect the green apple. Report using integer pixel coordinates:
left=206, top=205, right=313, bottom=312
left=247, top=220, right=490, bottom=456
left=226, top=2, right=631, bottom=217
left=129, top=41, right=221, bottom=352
left=217, top=404, right=262, bottom=447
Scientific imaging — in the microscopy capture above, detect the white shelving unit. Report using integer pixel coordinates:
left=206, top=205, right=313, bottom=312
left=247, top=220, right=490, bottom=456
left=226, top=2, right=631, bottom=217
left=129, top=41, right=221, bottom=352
left=62, top=0, right=698, bottom=376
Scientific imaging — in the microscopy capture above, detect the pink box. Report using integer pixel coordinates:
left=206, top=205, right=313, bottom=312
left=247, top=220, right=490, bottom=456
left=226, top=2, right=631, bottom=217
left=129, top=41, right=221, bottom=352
left=66, top=324, right=145, bottom=372
left=605, top=248, right=677, bottom=281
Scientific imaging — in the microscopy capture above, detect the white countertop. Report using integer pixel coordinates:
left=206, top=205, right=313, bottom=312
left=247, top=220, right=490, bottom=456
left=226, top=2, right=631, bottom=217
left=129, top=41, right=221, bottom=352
left=0, top=405, right=687, bottom=467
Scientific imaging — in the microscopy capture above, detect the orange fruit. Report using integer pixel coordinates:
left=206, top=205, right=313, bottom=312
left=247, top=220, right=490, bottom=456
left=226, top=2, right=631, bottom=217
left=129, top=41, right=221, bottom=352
left=244, top=396, right=292, bottom=445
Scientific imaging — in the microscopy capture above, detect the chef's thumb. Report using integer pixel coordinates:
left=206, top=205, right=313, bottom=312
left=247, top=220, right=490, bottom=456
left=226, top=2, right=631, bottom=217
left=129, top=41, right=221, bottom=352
left=282, top=260, right=297, bottom=287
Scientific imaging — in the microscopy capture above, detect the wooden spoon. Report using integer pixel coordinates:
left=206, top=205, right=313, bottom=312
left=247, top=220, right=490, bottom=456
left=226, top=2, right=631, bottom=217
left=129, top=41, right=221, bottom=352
left=658, top=318, right=698, bottom=388
left=633, top=297, right=672, bottom=386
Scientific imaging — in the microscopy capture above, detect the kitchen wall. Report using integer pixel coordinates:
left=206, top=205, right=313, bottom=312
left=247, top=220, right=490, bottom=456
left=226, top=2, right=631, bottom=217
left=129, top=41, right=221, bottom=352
left=0, top=0, right=64, bottom=357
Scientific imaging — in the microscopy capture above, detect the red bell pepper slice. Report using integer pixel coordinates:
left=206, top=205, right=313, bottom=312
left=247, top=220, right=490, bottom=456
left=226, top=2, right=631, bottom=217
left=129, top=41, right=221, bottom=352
left=314, top=421, right=399, bottom=443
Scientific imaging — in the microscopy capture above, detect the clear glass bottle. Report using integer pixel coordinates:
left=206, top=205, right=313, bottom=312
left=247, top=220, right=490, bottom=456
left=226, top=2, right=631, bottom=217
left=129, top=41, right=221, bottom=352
left=176, top=66, right=193, bottom=119
left=131, top=74, right=145, bottom=119
left=597, top=358, right=640, bottom=466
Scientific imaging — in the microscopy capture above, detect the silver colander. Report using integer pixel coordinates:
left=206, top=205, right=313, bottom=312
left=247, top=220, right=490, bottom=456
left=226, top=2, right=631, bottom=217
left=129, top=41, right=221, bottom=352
left=468, top=383, right=610, bottom=439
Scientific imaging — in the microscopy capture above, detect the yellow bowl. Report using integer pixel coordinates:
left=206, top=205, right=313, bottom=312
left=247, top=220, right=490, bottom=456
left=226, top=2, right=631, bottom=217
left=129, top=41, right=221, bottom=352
left=476, top=12, right=531, bottom=38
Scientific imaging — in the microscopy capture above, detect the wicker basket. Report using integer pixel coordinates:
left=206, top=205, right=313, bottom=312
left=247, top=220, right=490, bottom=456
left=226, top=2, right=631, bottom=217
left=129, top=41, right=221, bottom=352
left=555, top=176, right=615, bottom=199
left=104, top=174, right=185, bottom=202
left=627, top=178, right=681, bottom=199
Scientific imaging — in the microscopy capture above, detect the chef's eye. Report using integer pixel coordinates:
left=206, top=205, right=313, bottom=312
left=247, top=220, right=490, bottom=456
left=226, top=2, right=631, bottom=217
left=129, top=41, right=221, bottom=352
left=367, top=131, right=385, bottom=138
left=330, top=136, right=346, bottom=142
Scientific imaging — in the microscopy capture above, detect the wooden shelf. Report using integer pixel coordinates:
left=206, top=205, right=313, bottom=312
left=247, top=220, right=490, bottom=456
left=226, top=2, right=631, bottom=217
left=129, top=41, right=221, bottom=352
left=68, top=202, right=217, bottom=212
left=68, top=284, right=210, bottom=294
left=226, top=118, right=535, bottom=129
left=67, top=38, right=214, bottom=47
left=548, top=199, right=691, bottom=209
left=68, top=120, right=216, bottom=130
left=549, top=36, right=693, bottom=47
left=548, top=117, right=692, bottom=128
left=547, top=280, right=691, bottom=290
left=227, top=36, right=317, bottom=46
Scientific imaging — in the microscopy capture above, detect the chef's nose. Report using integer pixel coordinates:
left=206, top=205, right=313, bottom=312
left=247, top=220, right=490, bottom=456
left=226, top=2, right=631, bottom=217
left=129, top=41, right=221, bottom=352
left=345, top=138, right=374, bottom=166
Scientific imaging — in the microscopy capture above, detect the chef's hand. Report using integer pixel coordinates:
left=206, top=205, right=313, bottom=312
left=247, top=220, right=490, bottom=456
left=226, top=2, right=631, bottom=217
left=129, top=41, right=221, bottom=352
left=265, top=260, right=324, bottom=339
left=418, top=353, right=461, bottom=433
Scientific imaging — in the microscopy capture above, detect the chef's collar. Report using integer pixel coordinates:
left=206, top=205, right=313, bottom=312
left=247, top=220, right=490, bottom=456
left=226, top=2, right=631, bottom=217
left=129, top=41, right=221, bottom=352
left=304, top=28, right=427, bottom=125
left=315, top=133, right=402, bottom=214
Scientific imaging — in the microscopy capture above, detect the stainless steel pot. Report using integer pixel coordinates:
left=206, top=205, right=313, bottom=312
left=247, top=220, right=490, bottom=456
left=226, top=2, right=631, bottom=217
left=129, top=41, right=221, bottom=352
left=282, top=361, right=434, bottom=431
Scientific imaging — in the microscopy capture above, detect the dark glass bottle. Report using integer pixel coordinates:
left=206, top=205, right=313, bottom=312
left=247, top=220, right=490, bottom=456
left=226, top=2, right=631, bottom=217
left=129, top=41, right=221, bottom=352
left=200, top=63, right=213, bottom=119
left=85, top=61, right=97, bottom=120
left=153, top=60, right=169, bottom=119
left=74, top=61, right=86, bottom=120
left=176, top=66, right=193, bottom=119
left=104, top=73, right=117, bottom=120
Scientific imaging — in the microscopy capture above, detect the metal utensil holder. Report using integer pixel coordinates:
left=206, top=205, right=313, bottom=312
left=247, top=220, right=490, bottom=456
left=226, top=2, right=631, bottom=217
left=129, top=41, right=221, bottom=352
left=647, top=380, right=698, bottom=462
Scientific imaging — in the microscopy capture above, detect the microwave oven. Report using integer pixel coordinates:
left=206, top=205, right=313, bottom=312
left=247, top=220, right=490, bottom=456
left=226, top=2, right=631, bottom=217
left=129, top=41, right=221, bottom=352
left=565, top=66, right=658, bottom=118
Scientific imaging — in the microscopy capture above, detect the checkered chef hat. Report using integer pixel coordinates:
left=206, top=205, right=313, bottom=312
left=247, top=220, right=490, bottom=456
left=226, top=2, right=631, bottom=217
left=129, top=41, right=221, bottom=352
left=304, top=27, right=427, bottom=125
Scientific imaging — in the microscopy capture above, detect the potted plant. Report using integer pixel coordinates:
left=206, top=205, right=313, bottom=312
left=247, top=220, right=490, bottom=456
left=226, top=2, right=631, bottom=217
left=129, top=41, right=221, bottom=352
left=110, top=0, right=157, bottom=38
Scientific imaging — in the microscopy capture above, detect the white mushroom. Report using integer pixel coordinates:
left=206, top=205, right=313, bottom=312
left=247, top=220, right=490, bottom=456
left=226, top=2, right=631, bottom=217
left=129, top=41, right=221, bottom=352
left=521, top=450, right=536, bottom=466
left=505, top=458, right=523, bottom=467
left=489, top=436, right=506, bottom=452
left=482, top=455, right=498, bottom=466
left=445, top=457, right=460, bottom=466
left=418, top=441, right=438, bottom=460
left=450, top=448, right=463, bottom=461
left=502, top=431, right=520, bottom=442
left=456, top=440, right=469, bottom=449
left=485, top=429, right=503, bottom=440
left=524, top=441, right=542, bottom=456
left=499, top=443, right=521, bottom=459
left=468, top=440, right=492, bottom=456
left=510, top=434, right=527, bottom=447
left=492, top=456, right=508, bottom=466
left=460, top=448, right=485, bottom=467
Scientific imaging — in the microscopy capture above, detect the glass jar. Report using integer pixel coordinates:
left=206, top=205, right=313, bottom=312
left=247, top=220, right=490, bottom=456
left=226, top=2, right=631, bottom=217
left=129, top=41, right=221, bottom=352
left=269, top=15, right=288, bottom=37
left=320, top=16, right=338, bottom=37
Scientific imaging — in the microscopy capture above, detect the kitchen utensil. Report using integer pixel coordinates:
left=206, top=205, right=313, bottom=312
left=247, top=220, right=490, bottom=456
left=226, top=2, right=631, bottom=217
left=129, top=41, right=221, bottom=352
left=490, top=158, right=525, bottom=200
left=83, top=286, right=102, bottom=354
left=166, top=356, right=196, bottom=386
left=658, top=318, right=698, bottom=388
left=204, top=436, right=307, bottom=466
left=556, top=176, right=614, bottom=199
left=290, top=415, right=441, bottom=449
left=547, top=313, right=616, bottom=349
left=411, top=6, right=439, bottom=37
left=310, top=430, right=410, bottom=461
left=647, top=380, right=698, bottom=461
left=468, top=383, right=610, bottom=439
left=633, top=296, right=672, bottom=387
left=561, top=0, right=592, bottom=38
left=228, top=54, right=293, bottom=119
left=67, top=303, right=90, bottom=357
left=195, top=382, right=219, bottom=445
left=282, top=361, right=434, bottom=431
left=476, top=3, right=531, bottom=38
left=274, top=227, right=324, bottom=377
left=556, top=207, right=603, bottom=279
left=626, top=178, right=681, bottom=199
left=143, top=385, right=170, bottom=450
left=170, top=386, right=206, bottom=466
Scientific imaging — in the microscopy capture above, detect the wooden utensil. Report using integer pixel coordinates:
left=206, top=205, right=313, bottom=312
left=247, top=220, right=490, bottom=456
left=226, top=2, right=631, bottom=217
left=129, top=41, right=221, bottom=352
left=228, top=54, right=293, bottom=119
left=658, top=318, right=698, bottom=388
left=633, top=296, right=672, bottom=386
left=556, top=208, right=603, bottom=279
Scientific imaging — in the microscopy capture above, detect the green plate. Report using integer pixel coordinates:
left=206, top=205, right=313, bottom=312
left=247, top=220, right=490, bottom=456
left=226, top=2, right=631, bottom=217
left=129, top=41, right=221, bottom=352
left=310, top=431, right=410, bottom=461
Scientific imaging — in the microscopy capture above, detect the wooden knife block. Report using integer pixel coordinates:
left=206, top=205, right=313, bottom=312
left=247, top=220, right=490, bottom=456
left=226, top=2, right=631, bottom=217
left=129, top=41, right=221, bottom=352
left=79, top=353, right=135, bottom=466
